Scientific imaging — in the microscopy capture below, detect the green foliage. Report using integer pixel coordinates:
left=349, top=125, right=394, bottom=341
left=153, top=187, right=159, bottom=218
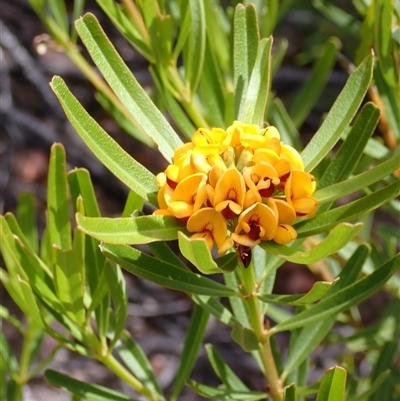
left=1, top=1, right=399, bottom=401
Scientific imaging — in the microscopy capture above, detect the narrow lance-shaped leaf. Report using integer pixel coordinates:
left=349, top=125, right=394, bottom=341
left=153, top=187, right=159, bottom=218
left=17, top=192, right=39, bottom=253
left=75, top=13, right=182, bottom=161
left=301, top=53, right=373, bottom=172
left=269, top=253, right=399, bottom=334
left=259, top=279, right=339, bottom=306
left=47, top=143, right=71, bottom=251
left=296, top=181, right=400, bottom=236
left=115, top=332, right=164, bottom=400
left=281, top=245, right=370, bottom=380
left=50, top=76, right=158, bottom=206
left=187, top=380, right=266, bottom=401
left=261, top=223, right=363, bottom=264
left=241, top=37, right=273, bottom=126
left=45, top=369, right=140, bottom=401
left=183, top=0, right=206, bottom=97
left=54, top=247, right=85, bottom=326
left=100, top=243, right=238, bottom=297
left=234, top=3, right=259, bottom=118
left=76, top=214, right=186, bottom=244
left=314, top=154, right=399, bottom=204
left=318, top=102, right=380, bottom=190
left=205, top=344, right=250, bottom=392
left=171, top=305, right=209, bottom=401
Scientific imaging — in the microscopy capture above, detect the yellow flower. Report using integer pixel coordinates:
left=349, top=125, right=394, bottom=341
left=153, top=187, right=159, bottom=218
left=285, top=170, right=318, bottom=217
left=213, top=168, right=246, bottom=219
left=231, top=202, right=278, bottom=247
left=167, top=173, right=207, bottom=220
left=187, top=208, right=227, bottom=252
left=154, top=121, right=318, bottom=263
left=273, top=224, right=297, bottom=244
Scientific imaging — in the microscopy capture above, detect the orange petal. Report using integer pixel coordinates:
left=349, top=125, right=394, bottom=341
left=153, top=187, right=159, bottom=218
left=273, top=224, right=297, bottom=244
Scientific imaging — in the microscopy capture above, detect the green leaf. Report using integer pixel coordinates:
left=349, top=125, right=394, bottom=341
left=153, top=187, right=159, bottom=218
left=261, top=223, right=363, bottom=263
left=374, top=65, right=400, bottom=140
left=171, top=305, right=209, bottom=401
left=234, top=3, right=259, bottom=118
left=76, top=214, right=186, bottom=244
left=259, top=279, right=339, bottom=306
left=75, top=13, right=182, bottom=162
left=205, top=344, right=250, bottom=391
left=301, top=54, right=373, bottom=172
left=45, top=370, right=140, bottom=401
left=240, top=37, right=273, bottom=126
left=318, top=102, right=380, bottom=190
left=280, top=245, right=370, bottom=379
left=316, top=366, right=346, bottom=401
left=16, top=192, right=39, bottom=253
left=284, top=383, right=296, bottom=401
left=68, top=168, right=101, bottom=217
left=47, top=143, right=71, bottom=251
left=178, top=232, right=237, bottom=274
left=187, top=380, right=266, bottom=400
left=115, top=332, right=164, bottom=400
left=296, top=181, right=400, bottom=236
left=100, top=243, right=237, bottom=297
left=183, top=0, right=206, bottom=96
left=231, top=323, right=260, bottom=352
left=121, top=191, right=144, bottom=218
left=350, top=370, right=391, bottom=401
left=314, top=154, right=399, bottom=204
left=18, top=279, right=45, bottom=329
left=290, top=37, right=340, bottom=129
left=54, top=247, right=85, bottom=326
left=50, top=76, right=158, bottom=206
left=269, top=253, right=399, bottom=334
left=104, top=264, right=127, bottom=349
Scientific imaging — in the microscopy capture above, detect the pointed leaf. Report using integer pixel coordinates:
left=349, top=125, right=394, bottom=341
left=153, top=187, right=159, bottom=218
left=234, top=3, right=259, bottom=118
left=301, top=54, right=373, bottom=172
left=115, top=332, right=164, bottom=399
left=314, top=154, right=399, bottom=204
left=284, top=383, right=296, bottom=401
left=47, top=143, right=71, bottom=250
left=296, top=181, right=400, bottom=236
left=75, top=13, right=182, bottom=161
left=171, top=304, right=209, bottom=401
left=100, top=243, right=237, bottom=297
left=50, top=76, right=158, bottom=205
left=45, top=370, right=140, bottom=401
left=104, top=264, right=127, bottom=349
left=68, top=168, right=101, bottom=217
left=259, top=279, right=339, bottom=306
left=183, top=0, right=206, bottom=96
left=205, top=344, right=250, bottom=392
left=241, top=37, right=273, bottom=125
left=269, top=253, right=399, bottom=334
left=16, top=192, right=39, bottom=253
left=187, top=380, right=266, bottom=400
left=77, top=214, right=186, bottom=244
left=316, top=366, right=346, bottom=401
left=318, top=102, right=380, bottom=190
left=261, top=223, right=363, bottom=264
left=54, top=247, right=85, bottom=326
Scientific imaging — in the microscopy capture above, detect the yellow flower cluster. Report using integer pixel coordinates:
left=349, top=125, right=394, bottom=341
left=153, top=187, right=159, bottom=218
left=154, top=121, right=317, bottom=264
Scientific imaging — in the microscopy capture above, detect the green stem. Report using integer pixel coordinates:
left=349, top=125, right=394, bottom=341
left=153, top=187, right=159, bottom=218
left=100, top=353, right=165, bottom=401
left=237, top=262, right=283, bottom=401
